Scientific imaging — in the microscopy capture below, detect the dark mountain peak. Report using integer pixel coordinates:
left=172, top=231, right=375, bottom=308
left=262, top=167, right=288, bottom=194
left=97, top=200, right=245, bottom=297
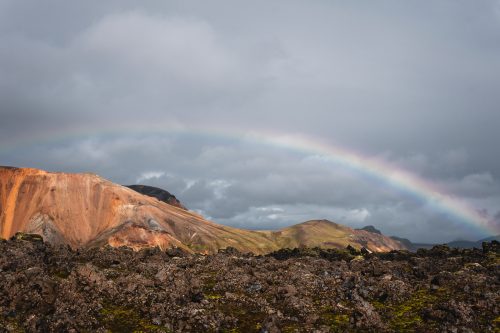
left=357, top=225, right=382, bottom=235
left=125, top=184, right=187, bottom=210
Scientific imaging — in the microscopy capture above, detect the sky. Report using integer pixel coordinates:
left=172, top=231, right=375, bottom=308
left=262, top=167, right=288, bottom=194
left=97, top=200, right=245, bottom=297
left=0, top=0, right=499, bottom=242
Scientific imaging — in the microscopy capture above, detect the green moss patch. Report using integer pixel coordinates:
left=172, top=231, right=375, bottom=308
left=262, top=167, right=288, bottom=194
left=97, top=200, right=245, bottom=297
left=492, top=316, right=500, bottom=333
left=201, top=271, right=224, bottom=300
left=318, top=305, right=350, bottom=331
left=49, top=267, right=71, bottom=279
left=373, top=288, right=447, bottom=331
left=0, top=316, right=25, bottom=333
left=99, top=304, right=170, bottom=333
left=216, top=302, right=267, bottom=333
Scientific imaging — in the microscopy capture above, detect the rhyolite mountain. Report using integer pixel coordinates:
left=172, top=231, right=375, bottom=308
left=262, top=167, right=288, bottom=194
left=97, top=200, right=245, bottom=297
left=0, top=166, right=405, bottom=253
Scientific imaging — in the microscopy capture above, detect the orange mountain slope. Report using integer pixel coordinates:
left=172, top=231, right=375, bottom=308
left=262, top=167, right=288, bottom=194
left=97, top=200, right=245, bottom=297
left=0, top=166, right=405, bottom=253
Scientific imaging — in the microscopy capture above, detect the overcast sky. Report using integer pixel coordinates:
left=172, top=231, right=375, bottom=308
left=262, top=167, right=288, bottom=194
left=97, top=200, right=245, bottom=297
left=1, top=0, right=499, bottom=242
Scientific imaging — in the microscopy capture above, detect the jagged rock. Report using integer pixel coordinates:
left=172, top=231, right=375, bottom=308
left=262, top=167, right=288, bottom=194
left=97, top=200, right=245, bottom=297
left=247, top=282, right=263, bottom=293
left=218, top=246, right=241, bottom=255
left=0, top=238, right=498, bottom=332
left=482, top=240, right=500, bottom=254
left=346, top=244, right=360, bottom=255
left=360, top=247, right=371, bottom=255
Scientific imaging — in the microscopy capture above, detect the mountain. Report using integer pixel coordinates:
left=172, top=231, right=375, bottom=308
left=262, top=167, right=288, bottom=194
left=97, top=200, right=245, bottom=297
left=126, top=184, right=187, bottom=210
left=0, top=166, right=272, bottom=253
left=355, top=225, right=498, bottom=251
left=447, top=235, right=500, bottom=249
left=357, top=226, right=437, bottom=251
left=388, top=236, right=434, bottom=251
left=356, top=225, right=382, bottom=234
left=264, top=220, right=404, bottom=252
left=387, top=234, right=500, bottom=251
left=0, top=166, right=405, bottom=253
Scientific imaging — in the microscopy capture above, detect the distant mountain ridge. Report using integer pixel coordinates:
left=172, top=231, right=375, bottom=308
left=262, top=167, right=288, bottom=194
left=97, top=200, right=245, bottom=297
left=388, top=236, right=435, bottom=251
left=446, top=235, right=500, bottom=249
left=357, top=224, right=499, bottom=251
left=0, top=166, right=406, bottom=253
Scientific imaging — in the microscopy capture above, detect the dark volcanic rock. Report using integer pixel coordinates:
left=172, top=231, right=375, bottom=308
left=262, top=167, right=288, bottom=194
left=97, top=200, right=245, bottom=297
left=483, top=240, right=500, bottom=254
left=0, top=237, right=498, bottom=332
left=126, top=184, right=187, bottom=210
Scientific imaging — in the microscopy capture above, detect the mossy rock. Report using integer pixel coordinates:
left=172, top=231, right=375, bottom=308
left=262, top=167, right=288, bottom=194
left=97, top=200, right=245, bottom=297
left=12, top=232, right=43, bottom=243
left=318, top=305, right=350, bottom=331
left=216, top=302, right=267, bottom=333
left=204, top=293, right=223, bottom=300
left=187, top=243, right=209, bottom=252
left=373, top=288, right=449, bottom=331
left=50, top=267, right=71, bottom=279
left=100, top=304, right=170, bottom=333
left=0, top=316, right=25, bottom=333
left=492, top=316, right=500, bottom=332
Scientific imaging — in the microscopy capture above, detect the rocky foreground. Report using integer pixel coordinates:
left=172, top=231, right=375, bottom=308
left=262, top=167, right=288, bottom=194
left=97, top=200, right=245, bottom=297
left=0, top=235, right=498, bottom=333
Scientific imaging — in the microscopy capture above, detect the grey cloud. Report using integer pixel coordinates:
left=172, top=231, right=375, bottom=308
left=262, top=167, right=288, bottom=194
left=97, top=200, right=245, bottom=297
left=444, top=173, right=499, bottom=198
left=2, top=132, right=499, bottom=242
left=1, top=1, right=499, bottom=242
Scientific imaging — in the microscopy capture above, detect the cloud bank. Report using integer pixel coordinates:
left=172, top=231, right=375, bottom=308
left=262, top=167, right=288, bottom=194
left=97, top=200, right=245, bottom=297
left=1, top=1, right=499, bottom=242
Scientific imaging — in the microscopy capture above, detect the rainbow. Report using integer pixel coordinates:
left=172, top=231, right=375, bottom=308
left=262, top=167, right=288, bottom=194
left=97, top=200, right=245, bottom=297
left=0, top=122, right=497, bottom=236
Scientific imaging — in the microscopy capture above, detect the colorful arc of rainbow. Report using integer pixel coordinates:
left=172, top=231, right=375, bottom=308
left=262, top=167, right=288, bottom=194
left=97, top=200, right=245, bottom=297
left=0, top=123, right=497, bottom=235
